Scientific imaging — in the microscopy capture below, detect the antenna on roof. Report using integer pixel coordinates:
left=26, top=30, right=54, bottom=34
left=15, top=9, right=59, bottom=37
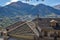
left=36, top=0, right=39, bottom=1
left=42, top=0, right=44, bottom=1
left=25, top=0, right=45, bottom=2
left=36, top=0, right=44, bottom=1
left=25, top=0, right=30, bottom=1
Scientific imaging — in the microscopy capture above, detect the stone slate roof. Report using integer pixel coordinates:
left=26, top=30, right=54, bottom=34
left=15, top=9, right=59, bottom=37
left=6, top=18, right=60, bottom=40
left=8, top=23, right=34, bottom=35
left=32, top=18, right=60, bottom=30
left=6, top=21, right=25, bottom=30
left=6, top=18, right=60, bottom=34
left=7, top=21, right=35, bottom=40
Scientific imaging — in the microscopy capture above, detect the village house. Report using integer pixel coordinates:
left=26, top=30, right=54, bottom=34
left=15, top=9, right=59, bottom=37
left=2, top=18, right=60, bottom=40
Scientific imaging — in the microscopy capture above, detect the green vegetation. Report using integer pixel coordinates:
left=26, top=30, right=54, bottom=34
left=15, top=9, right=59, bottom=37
left=0, top=17, right=17, bottom=28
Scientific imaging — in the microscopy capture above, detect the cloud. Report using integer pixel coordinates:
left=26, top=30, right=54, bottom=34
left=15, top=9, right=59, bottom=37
left=4, top=0, right=19, bottom=6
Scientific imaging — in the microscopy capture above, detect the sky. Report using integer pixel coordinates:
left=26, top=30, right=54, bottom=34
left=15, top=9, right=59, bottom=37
left=0, top=0, right=60, bottom=6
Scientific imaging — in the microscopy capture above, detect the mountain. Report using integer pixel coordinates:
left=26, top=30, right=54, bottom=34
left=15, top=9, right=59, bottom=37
left=29, top=4, right=60, bottom=18
left=0, top=1, right=60, bottom=18
left=0, top=1, right=34, bottom=17
left=54, top=4, right=60, bottom=10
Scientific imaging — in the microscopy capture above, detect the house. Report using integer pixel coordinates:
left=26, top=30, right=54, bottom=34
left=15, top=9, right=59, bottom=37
left=2, top=18, right=60, bottom=40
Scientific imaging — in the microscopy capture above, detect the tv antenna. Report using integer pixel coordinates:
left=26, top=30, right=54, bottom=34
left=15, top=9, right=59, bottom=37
left=25, top=0, right=45, bottom=2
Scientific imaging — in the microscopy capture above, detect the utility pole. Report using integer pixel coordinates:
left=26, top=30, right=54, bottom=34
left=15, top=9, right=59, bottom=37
left=36, top=13, right=40, bottom=32
left=35, top=13, right=42, bottom=40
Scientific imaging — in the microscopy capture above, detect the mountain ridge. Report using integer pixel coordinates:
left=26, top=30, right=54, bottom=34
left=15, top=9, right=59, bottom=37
left=54, top=4, right=60, bottom=10
left=0, top=1, right=60, bottom=18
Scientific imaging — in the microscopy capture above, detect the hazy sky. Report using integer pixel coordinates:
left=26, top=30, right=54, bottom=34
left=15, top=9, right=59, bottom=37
left=0, top=0, right=60, bottom=6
